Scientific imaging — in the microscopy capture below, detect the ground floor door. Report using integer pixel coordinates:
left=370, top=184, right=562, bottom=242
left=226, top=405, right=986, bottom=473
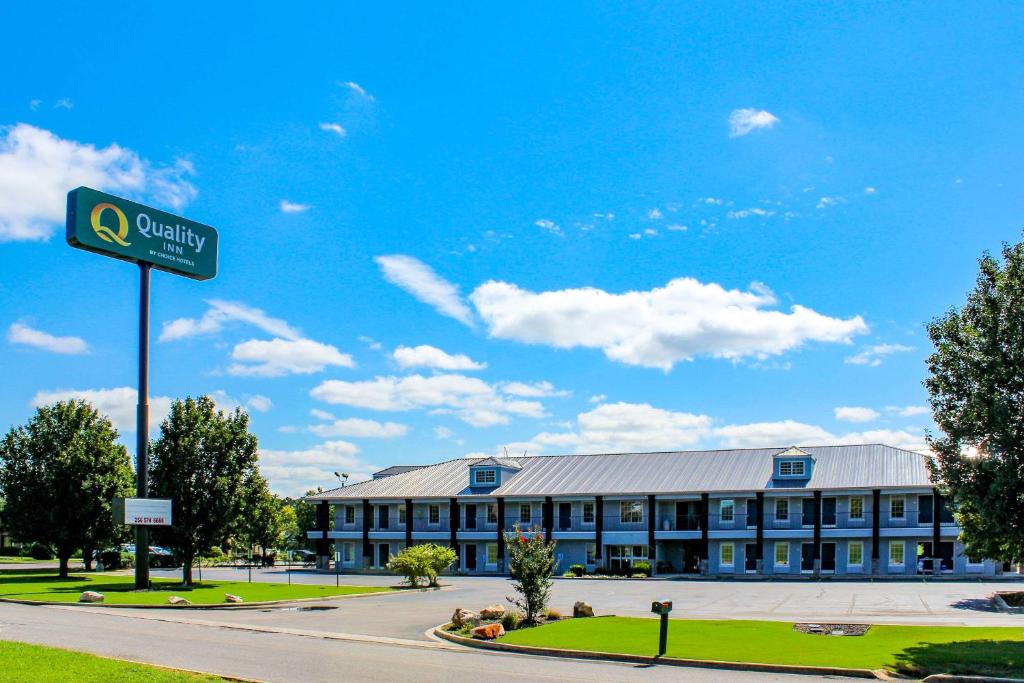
left=917, top=541, right=954, bottom=573
left=464, top=543, right=477, bottom=571
left=745, top=543, right=758, bottom=572
left=801, top=543, right=815, bottom=572
left=681, top=540, right=701, bottom=573
left=377, top=543, right=390, bottom=569
left=821, top=542, right=836, bottom=573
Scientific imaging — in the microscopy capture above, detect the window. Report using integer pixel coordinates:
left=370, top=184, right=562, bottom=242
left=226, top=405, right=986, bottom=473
left=345, top=505, right=355, bottom=525
left=849, top=496, right=864, bottom=520
left=487, top=504, right=497, bottom=524
left=474, top=469, right=496, bottom=485
left=519, top=504, right=531, bottom=524
left=583, top=502, right=595, bottom=524
left=775, top=498, right=789, bottom=521
left=608, top=545, right=647, bottom=571
left=720, top=499, right=735, bottom=523
left=486, top=544, right=498, bottom=566
left=585, top=543, right=596, bottom=564
left=720, top=542, right=735, bottom=566
left=398, top=505, right=407, bottom=524
left=342, top=542, right=353, bottom=563
left=774, top=542, right=789, bottom=566
left=848, top=541, right=863, bottom=566
left=889, top=541, right=905, bottom=565
left=428, top=504, right=440, bottom=525
left=779, top=460, right=805, bottom=476
left=620, top=501, right=643, bottom=523
left=890, top=496, right=905, bottom=519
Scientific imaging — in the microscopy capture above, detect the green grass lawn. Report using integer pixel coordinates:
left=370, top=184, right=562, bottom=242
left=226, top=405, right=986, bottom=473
left=0, top=556, right=46, bottom=563
left=0, top=569, right=390, bottom=605
left=498, top=616, right=1024, bottom=678
left=1, top=640, right=230, bottom=681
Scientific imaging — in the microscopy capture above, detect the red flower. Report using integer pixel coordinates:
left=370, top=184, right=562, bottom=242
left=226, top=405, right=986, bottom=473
left=518, top=534, right=527, bottom=543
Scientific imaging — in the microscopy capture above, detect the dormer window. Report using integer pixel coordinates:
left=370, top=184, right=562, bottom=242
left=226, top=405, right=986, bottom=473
left=474, top=469, right=496, bottom=485
left=779, top=460, right=805, bottom=477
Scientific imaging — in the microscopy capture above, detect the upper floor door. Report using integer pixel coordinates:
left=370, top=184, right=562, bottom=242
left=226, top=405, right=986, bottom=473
left=465, top=504, right=477, bottom=530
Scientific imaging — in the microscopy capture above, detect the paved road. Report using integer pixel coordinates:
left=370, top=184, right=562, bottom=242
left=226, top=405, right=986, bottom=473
left=0, top=602, right=840, bottom=682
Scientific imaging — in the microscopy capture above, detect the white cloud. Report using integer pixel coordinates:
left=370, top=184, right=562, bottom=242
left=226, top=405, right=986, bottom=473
left=589, top=394, right=606, bottom=404
left=8, top=322, right=88, bottom=354
left=319, top=122, right=347, bottom=138
left=228, top=338, right=355, bottom=377
left=834, top=406, right=880, bottom=423
left=0, top=124, right=196, bottom=241
left=700, top=197, right=724, bottom=205
left=247, top=394, right=273, bottom=412
left=309, top=417, right=408, bottom=438
left=339, top=81, right=374, bottom=101
left=392, top=344, right=486, bottom=371
left=728, top=108, right=779, bottom=137
left=29, top=99, right=41, bottom=111
left=886, top=405, right=929, bottom=417
left=816, top=196, right=846, bottom=209
left=864, top=187, right=877, bottom=195
left=500, top=381, right=570, bottom=398
left=470, top=277, right=868, bottom=370
left=644, top=228, right=658, bottom=237
left=54, top=98, right=74, bottom=110
left=375, top=254, right=474, bottom=326
left=259, top=440, right=377, bottom=497
left=647, top=208, right=663, bottom=220
left=160, top=299, right=301, bottom=342
left=358, top=335, right=383, bottom=351
left=715, top=420, right=835, bottom=448
left=280, top=199, right=311, bottom=213
left=534, top=218, right=562, bottom=235
left=667, top=224, right=688, bottom=232
left=311, top=373, right=546, bottom=427
left=845, top=343, right=914, bottom=367
left=31, top=387, right=172, bottom=435
left=434, top=426, right=454, bottom=440
left=628, top=233, right=642, bottom=240
left=727, top=208, right=774, bottom=219
left=310, top=408, right=336, bottom=421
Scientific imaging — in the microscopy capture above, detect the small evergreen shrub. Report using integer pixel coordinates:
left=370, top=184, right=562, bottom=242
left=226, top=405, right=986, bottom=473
left=567, top=563, right=585, bottom=577
left=501, top=609, right=524, bottom=631
left=632, top=561, right=651, bottom=575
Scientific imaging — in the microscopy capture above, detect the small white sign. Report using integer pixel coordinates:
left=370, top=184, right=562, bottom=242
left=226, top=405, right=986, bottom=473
left=124, top=498, right=172, bottom=526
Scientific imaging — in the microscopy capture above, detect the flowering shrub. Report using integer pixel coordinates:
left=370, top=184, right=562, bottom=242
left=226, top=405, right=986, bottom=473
left=505, top=524, right=556, bottom=623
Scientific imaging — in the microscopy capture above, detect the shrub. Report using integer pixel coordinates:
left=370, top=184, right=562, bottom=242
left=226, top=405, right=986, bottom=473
left=501, top=609, right=524, bottom=631
left=632, top=560, right=651, bottom=575
left=119, top=551, right=135, bottom=568
left=567, top=563, right=585, bottom=577
left=387, top=543, right=457, bottom=587
left=545, top=608, right=563, bottom=621
left=506, top=524, right=556, bottom=624
left=28, top=543, right=54, bottom=560
left=99, top=549, right=123, bottom=569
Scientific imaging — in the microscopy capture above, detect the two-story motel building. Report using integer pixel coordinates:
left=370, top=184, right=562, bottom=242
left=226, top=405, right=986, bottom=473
left=305, top=444, right=999, bottom=577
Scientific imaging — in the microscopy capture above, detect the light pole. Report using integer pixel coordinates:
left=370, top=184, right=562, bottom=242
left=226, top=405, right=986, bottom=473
left=334, top=471, right=349, bottom=487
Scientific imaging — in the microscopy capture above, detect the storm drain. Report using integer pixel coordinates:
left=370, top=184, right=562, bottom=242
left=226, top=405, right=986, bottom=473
left=259, top=605, right=339, bottom=613
left=793, top=622, right=870, bottom=636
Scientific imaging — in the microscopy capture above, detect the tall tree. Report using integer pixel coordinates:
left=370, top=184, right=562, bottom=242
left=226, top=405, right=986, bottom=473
left=239, top=476, right=286, bottom=564
left=926, top=239, right=1024, bottom=564
left=287, top=487, right=324, bottom=550
left=149, top=396, right=259, bottom=584
left=0, top=400, right=133, bottom=577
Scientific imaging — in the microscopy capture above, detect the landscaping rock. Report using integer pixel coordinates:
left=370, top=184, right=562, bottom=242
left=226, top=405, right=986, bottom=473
left=573, top=601, right=594, bottom=618
left=78, top=591, right=104, bottom=603
left=479, top=604, right=506, bottom=620
left=471, top=623, right=505, bottom=640
left=224, top=593, right=244, bottom=604
left=168, top=596, right=191, bottom=606
left=451, top=607, right=477, bottom=627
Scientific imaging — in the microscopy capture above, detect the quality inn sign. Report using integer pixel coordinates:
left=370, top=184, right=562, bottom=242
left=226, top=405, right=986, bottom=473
left=66, top=186, right=218, bottom=280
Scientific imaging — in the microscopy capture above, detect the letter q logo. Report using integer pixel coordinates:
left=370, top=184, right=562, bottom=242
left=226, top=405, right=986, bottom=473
left=90, top=202, right=131, bottom=246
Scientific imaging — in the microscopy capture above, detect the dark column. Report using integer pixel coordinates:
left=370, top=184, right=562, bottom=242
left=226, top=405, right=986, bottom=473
left=700, top=493, right=710, bottom=564
left=316, top=501, right=330, bottom=566
left=594, top=496, right=604, bottom=560
left=871, top=489, right=881, bottom=574
left=755, top=492, right=765, bottom=568
left=543, top=497, right=553, bottom=544
left=812, top=490, right=822, bottom=572
left=932, top=489, right=942, bottom=573
left=449, top=498, right=459, bottom=560
left=404, top=498, right=413, bottom=550
left=361, top=499, right=372, bottom=563
left=496, top=498, right=506, bottom=566
left=647, top=494, right=656, bottom=561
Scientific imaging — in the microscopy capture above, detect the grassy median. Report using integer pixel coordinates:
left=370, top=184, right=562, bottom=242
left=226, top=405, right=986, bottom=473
left=497, top=616, right=1024, bottom=677
left=0, top=569, right=390, bottom=605
left=0, top=640, right=231, bottom=681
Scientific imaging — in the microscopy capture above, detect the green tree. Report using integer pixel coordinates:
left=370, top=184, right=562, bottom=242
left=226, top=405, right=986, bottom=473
left=239, top=476, right=286, bottom=565
left=286, top=488, right=324, bottom=550
left=0, top=400, right=133, bottom=577
left=926, top=239, right=1024, bottom=563
left=505, top=525, right=556, bottom=623
left=387, top=543, right=456, bottom=587
left=149, top=396, right=259, bottom=584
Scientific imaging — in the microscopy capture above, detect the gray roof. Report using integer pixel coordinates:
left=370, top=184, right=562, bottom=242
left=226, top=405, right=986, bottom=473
left=305, top=444, right=933, bottom=501
left=372, top=465, right=427, bottom=479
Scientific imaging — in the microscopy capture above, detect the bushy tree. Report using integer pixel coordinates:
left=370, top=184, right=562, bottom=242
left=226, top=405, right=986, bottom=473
left=239, top=476, right=286, bottom=564
left=926, top=238, right=1024, bottom=563
left=505, top=525, right=556, bottom=623
left=285, top=488, right=323, bottom=550
left=149, top=396, right=259, bottom=584
left=0, top=400, right=133, bottom=577
left=387, top=543, right=456, bottom=587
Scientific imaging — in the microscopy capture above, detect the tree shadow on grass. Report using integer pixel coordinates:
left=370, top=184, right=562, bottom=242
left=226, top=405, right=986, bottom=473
left=892, top=640, right=1024, bottom=679
left=0, top=573, right=227, bottom=596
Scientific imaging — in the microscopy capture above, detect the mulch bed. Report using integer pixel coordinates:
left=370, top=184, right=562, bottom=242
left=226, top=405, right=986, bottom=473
left=793, top=622, right=871, bottom=636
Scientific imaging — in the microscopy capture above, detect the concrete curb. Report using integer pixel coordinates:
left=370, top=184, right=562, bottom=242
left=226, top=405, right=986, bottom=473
left=432, top=623, right=881, bottom=678
left=0, top=584, right=450, bottom=610
left=923, top=676, right=1024, bottom=683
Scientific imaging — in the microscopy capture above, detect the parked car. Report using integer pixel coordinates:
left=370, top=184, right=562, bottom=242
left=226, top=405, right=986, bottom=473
left=290, top=549, right=316, bottom=565
left=94, top=544, right=178, bottom=569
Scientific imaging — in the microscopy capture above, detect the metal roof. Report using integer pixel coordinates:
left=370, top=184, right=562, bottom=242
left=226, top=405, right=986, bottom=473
left=304, top=444, right=934, bottom=501
left=371, top=465, right=427, bottom=479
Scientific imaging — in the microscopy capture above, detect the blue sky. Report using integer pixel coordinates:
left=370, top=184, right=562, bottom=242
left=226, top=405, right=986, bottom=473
left=2, top=4, right=1023, bottom=495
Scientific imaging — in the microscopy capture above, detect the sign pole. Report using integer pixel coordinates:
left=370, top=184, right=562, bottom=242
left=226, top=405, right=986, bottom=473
left=135, top=262, right=152, bottom=589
